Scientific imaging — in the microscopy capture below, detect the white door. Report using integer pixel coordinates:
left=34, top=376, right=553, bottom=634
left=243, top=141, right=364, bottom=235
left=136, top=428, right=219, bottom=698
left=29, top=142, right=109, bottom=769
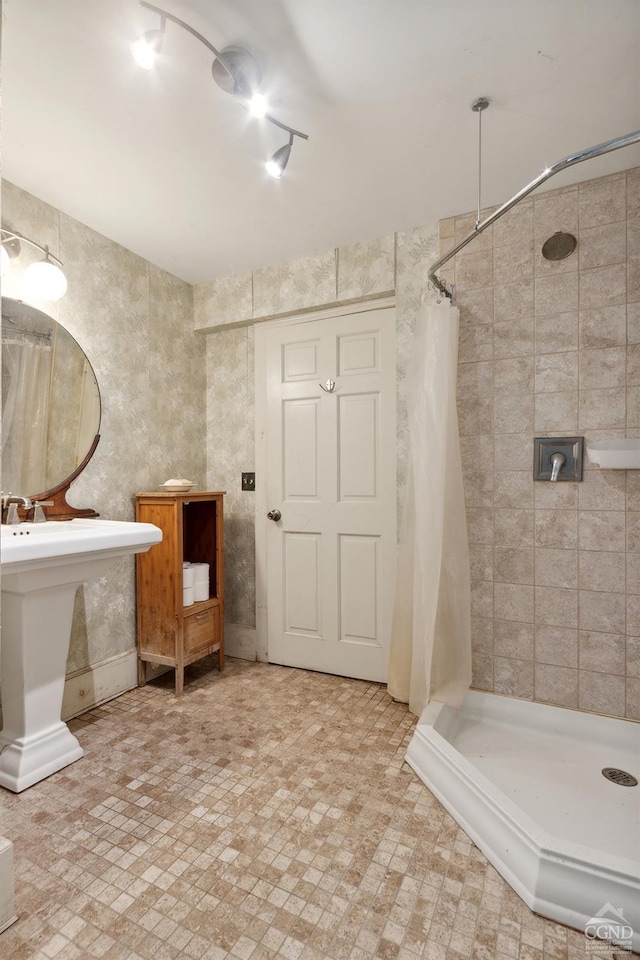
left=256, top=303, right=396, bottom=682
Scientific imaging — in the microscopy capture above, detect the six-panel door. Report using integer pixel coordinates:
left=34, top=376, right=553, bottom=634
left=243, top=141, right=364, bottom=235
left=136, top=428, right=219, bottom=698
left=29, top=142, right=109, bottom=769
left=263, top=306, right=397, bottom=682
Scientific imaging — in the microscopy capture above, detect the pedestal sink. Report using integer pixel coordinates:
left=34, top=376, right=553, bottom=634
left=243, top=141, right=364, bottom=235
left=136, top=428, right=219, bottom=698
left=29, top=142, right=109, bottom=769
left=0, top=518, right=162, bottom=792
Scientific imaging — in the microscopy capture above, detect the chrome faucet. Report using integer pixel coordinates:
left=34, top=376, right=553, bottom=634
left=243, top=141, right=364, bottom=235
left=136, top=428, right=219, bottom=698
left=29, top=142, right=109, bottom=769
left=6, top=496, right=33, bottom=509
left=3, top=495, right=33, bottom=524
left=550, top=452, right=566, bottom=482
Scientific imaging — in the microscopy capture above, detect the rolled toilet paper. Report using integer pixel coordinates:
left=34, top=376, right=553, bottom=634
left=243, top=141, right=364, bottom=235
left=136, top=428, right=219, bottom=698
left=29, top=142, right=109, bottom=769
left=193, top=581, right=209, bottom=602
left=183, top=585, right=195, bottom=606
left=191, top=563, right=209, bottom=583
left=183, top=566, right=195, bottom=588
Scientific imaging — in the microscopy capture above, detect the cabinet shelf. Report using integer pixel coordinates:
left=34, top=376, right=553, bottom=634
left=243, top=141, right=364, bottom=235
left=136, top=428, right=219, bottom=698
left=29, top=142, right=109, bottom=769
left=135, top=491, right=225, bottom=694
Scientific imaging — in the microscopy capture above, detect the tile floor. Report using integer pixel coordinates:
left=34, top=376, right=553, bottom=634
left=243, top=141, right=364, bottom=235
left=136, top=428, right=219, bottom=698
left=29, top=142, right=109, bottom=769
left=0, top=659, right=628, bottom=959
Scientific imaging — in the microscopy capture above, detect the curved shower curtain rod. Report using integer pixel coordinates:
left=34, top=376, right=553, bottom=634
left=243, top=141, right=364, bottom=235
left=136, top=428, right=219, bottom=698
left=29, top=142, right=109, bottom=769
left=429, top=128, right=640, bottom=298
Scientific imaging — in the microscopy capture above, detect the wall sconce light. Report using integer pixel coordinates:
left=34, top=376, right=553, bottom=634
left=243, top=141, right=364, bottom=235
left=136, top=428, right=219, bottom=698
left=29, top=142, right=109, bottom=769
left=132, top=1, right=309, bottom=177
left=1, top=229, right=68, bottom=301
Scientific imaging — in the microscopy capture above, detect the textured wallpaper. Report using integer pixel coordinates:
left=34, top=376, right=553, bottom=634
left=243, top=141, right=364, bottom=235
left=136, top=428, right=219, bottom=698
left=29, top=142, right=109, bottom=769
left=5, top=162, right=639, bottom=721
left=2, top=180, right=206, bottom=675
left=200, top=228, right=440, bottom=634
left=197, top=165, right=640, bottom=723
left=14, top=164, right=638, bottom=721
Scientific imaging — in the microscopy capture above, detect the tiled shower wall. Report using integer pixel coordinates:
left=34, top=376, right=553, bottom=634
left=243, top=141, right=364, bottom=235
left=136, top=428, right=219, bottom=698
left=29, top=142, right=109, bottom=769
left=449, top=167, right=640, bottom=720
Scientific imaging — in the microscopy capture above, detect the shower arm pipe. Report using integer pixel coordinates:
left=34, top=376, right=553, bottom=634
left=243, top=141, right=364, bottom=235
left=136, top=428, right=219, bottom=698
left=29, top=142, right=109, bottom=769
left=139, top=0, right=309, bottom=142
left=428, top=128, right=640, bottom=299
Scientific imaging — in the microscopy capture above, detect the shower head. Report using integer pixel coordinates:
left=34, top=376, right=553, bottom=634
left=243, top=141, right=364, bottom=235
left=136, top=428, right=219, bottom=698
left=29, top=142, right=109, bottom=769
left=541, top=231, right=577, bottom=261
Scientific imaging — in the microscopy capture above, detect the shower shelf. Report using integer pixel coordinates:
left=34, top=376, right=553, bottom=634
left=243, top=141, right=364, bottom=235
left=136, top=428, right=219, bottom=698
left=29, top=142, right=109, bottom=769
left=586, top=439, right=640, bottom=469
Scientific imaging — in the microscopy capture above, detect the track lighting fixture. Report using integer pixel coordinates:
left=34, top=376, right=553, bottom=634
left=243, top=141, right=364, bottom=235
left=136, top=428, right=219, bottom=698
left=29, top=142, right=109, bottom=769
left=248, top=93, right=268, bottom=119
left=266, top=133, right=294, bottom=179
left=132, top=1, right=308, bottom=175
left=131, top=17, right=165, bottom=70
left=1, top=229, right=68, bottom=301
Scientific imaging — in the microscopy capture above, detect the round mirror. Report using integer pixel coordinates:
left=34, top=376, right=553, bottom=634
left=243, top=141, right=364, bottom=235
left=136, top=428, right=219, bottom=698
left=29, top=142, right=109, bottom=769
left=2, top=297, right=101, bottom=518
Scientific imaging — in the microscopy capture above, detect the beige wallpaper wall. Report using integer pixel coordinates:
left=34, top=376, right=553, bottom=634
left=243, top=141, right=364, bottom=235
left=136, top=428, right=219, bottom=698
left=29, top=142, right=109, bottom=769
left=198, top=166, right=640, bottom=722
left=5, top=164, right=638, bottom=722
left=449, top=168, right=640, bottom=720
left=2, top=180, right=206, bottom=676
left=197, top=227, right=440, bottom=644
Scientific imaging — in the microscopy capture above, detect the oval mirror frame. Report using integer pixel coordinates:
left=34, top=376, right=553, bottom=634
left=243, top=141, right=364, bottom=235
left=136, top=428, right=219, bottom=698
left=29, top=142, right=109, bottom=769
left=2, top=297, right=101, bottom=520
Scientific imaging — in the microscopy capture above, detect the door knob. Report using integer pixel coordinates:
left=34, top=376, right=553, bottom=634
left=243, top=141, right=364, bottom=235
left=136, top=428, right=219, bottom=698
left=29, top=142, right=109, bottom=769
left=267, top=509, right=281, bottom=522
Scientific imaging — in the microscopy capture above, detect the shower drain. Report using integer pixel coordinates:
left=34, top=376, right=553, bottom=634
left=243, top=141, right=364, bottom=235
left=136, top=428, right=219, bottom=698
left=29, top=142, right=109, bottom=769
left=602, top=767, right=638, bottom=787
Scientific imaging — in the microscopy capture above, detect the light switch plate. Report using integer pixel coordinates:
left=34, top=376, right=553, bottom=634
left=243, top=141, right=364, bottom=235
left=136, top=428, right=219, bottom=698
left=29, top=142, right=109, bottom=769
left=242, top=472, right=255, bottom=491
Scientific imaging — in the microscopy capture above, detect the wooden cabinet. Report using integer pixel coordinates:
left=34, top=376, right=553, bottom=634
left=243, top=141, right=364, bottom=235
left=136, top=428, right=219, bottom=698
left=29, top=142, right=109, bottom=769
left=135, top=491, right=224, bottom=694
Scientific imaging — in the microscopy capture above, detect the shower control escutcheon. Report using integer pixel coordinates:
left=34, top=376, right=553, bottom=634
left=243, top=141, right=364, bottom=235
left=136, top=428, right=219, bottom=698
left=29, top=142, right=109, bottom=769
left=267, top=509, right=281, bottom=522
left=534, top=437, right=584, bottom=482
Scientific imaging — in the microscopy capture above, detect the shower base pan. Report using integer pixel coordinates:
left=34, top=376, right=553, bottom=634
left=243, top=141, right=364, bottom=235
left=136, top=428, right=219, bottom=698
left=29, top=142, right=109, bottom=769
left=406, top=691, right=640, bottom=952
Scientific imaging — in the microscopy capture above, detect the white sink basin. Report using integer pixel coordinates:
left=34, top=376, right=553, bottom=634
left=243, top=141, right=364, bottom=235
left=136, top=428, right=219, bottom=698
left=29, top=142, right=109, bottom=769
left=1, top=518, right=161, bottom=571
left=2, top=521, right=75, bottom=535
left=0, top=518, right=162, bottom=792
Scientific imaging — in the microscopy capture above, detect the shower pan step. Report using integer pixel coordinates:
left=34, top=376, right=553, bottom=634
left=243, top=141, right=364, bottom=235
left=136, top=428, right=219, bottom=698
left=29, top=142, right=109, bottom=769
left=406, top=691, right=640, bottom=952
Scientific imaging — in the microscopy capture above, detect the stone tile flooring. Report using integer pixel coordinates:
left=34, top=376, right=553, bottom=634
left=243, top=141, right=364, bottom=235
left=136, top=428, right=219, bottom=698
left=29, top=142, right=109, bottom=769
left=0, top=659, right=625, bottom=959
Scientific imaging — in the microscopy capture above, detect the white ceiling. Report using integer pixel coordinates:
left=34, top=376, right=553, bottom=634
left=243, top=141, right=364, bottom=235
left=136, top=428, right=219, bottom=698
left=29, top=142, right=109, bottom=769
left=3, top=0, right=640, bottom=284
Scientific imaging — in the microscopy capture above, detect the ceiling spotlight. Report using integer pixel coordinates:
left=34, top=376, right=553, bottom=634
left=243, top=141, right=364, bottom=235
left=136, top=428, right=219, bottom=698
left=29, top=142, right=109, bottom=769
left=211, top=48, right=268, bottom=116
left=133, top=1, right=308, bottom=175
left=131, top=20, right=165, bottom=70
left=266, top=134, right=294, bottom=178
left=131, top=28, right=164, bottom=70
left=2, top=230, right=68, bottom=301
left=248, top=93, right=269, bottom=119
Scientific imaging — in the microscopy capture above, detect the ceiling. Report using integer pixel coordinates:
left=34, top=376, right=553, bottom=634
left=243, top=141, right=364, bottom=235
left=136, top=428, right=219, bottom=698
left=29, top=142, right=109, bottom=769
left=3, top=0, right=640, bottom=285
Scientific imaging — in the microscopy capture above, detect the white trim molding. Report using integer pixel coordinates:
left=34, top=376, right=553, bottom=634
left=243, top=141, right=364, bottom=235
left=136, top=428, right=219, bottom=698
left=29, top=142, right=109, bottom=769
left=0, top=838, right=17, bottom=935
left=62, top=649, right=138, bottom=720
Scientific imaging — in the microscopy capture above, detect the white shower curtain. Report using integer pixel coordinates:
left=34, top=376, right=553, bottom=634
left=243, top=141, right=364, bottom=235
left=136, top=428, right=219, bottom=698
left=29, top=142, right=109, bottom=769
left=2, top=333, right=53, bottom=494
left=388, top=301, right=471, bottom=716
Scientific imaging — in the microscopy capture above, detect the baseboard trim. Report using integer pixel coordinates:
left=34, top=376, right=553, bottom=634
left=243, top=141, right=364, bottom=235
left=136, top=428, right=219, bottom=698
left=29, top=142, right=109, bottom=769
left=61, top=628, right=259, bottom=722
left=62, top=650, right=138, bottom=720
left=0, top=837, right=17, bottom=934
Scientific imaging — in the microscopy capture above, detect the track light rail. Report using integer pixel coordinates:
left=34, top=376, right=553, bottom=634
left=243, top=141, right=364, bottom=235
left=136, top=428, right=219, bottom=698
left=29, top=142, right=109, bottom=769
left=140, top=2, right=232, bottom=81
left=138, top=1, right=309, bottom=145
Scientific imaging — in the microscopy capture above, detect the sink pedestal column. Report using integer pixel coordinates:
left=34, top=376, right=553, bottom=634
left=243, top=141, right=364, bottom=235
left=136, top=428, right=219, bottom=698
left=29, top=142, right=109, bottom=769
left=0, top=580, right=87, bottom=792
left=0, top=518, right=162, bottom=793
left=0, top=550, right=116, bottom=793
